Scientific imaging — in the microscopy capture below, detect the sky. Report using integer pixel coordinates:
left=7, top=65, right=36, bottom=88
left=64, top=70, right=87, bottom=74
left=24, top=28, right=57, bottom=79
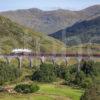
left=0, top=0, right=100, bottom=11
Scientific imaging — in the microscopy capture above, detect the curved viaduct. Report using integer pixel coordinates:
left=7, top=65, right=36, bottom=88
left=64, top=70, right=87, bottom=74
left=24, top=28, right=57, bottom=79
left=0, top=53, right=100, bottom=72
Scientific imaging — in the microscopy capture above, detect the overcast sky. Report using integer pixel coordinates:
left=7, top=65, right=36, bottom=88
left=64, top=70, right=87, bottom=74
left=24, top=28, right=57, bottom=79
left=0, top=0, right=100, bottom=11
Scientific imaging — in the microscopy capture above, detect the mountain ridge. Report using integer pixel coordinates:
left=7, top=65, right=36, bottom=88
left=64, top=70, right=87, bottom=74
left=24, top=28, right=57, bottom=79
left=0, top=5, right=100, bottom=34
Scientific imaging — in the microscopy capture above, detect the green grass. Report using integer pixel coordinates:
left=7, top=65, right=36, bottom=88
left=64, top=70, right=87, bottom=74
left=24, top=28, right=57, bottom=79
left=38, top=84, right=83, bottom=100
left=0, top=84, right=83, bottom=100
left=0, top=93, right=54, bottom=100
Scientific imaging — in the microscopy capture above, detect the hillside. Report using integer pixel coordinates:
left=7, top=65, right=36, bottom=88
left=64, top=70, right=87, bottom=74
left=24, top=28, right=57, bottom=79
left=0, top=16, right=66, bottom=54
left=50, top=16, right=100, bottom=45
left=0, top=5, right=100, bottom=34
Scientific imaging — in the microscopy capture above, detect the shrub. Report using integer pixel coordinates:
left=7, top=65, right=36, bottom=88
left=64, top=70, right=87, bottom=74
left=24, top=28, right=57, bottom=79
left=81, top=78, right=93, bottom=88
left=54, top=65, right=68, bottom=79
left=14, top=84, right=39, bottom=93
left=74, top=71, right=85, bottom=85
left=32, top=64, right=56, bottom=83
left=30, top=84, right=40, bottom=93
left=81, top=60, right=96, bottom=76
left=64, top=60, right=97, bottom=88
left=0, top=86, right=4, bottom=92
left=0, top=62, right=21, bottom=85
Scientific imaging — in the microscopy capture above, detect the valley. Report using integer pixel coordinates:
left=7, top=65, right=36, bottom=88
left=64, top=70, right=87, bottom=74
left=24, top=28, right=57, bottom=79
left=0, top=2, right=100, bottom=100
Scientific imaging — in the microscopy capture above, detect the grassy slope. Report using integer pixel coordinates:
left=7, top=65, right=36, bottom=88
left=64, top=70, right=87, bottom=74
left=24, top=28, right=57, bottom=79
left=66, top=43, right=100, bottom=54
left=0, top=84, right=83, bottom=100
left=39, top=84, right=83, bottom=100
left=0, top=93, right=53, bottom=100
left=0, top=16, right=66, bottom=54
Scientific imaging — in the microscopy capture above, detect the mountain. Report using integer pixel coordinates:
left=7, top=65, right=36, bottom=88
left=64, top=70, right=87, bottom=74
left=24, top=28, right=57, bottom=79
left=49, top=16, right=100, bottom=45
left=0, top=5, right=100, bottom=34
left=79, top=5, right=100, bottom=18
left=0, top=8, right=80, bottom=34
left=0, top=15, right=66, bottom=54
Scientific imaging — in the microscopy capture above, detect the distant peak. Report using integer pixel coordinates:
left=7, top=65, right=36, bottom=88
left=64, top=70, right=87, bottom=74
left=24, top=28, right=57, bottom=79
left=28, top=8, right=43, bottom=12
left=82, top=4, right=100, bottom=11
left=89, top=4, right=100, bottom=8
